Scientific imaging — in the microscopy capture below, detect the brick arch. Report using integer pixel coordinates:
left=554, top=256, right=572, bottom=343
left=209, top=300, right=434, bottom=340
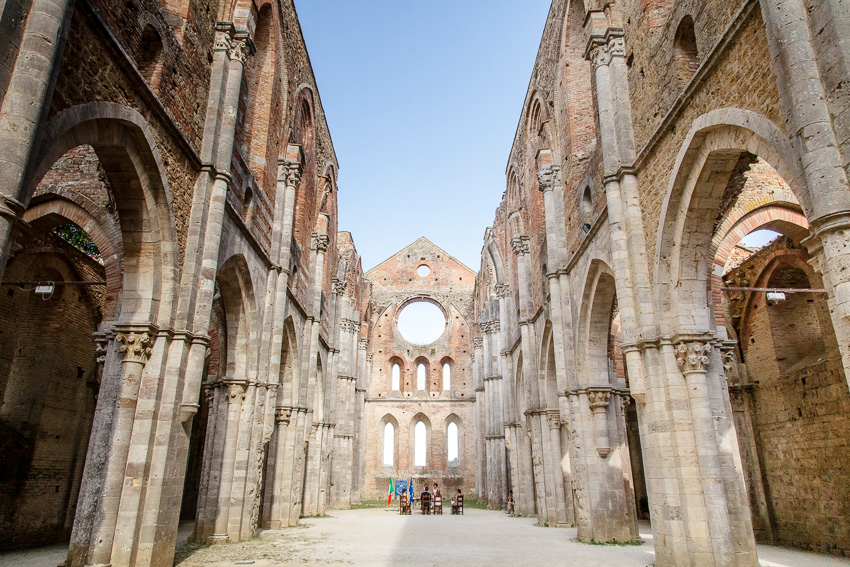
left=710, top=204, right=809, bottom=328
left=558, top=0, right=595, bottom=160
left=738, top=249, right=824, bottom=352
left=25, top=102, right=179, bottom=327
left=654, top=109, right=810, bottom=337
left=443, top=413, right=463, bottom=469
left=240, top=1, right=282, bottom=192
left=24, top=197, right=123, bottom=320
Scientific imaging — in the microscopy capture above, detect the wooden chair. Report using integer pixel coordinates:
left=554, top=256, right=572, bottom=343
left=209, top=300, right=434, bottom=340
left=420, top=492, right=431, bottom=515
left=399, top=494, right=411, bottom=515
left=451, top=494, right=464, bottom=515
left=433, top=495, right=443, bottom=515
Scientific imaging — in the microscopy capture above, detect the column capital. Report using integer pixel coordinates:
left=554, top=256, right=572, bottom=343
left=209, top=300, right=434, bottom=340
left=275, top=406, right=292, bottom=424
left=284, top=160, right=303, bottom=187
left=546, top=410, right=561, bottom=429
left=537, top=165, right=562, bottom=193
left=358, top=338, right=369, bottom=350
left=228, top=32, right=255, bottom=64
left=511, top=235, right=531, bottom=257
left=586, top=35, right=625, bottom=69
left=115, top=327, right=156, bottom=365
left=312, top=232, right=330, bottom=252
left=674, top=339, right=712, bottom=375
left=332, top=278, right=347, bottom=295
left=494, top=283, right=511, bottom=298
left=221, top=378, right=249, bottom=403
left=587, top=387, right=612, bottom=413
left=473, top=337, right=484, bottom=350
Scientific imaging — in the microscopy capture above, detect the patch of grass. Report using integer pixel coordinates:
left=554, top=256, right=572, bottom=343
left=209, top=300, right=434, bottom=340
left=583, top=537, right=644, bottom=546
left=300, top=514, right=332, bottom=519
left=350, top=499, right=392, bottom=510
left=462, top=498, right=490, bottom=510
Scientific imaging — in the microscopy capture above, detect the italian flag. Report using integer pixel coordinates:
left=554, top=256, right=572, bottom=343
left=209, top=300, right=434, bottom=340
left=387, top=477, right=395, bottom=506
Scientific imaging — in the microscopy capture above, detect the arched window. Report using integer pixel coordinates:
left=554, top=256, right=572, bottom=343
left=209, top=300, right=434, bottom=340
left=391, top=363, right=401, bottom=391
left=417, top=363, right=426, bottom=390
left=442, top=363, right=451, bottom=390
left=447, top=422, right=459, bottom=467
left=414, top=421, right=426, bottom=466
left=383, top=422, right=395, bottom=467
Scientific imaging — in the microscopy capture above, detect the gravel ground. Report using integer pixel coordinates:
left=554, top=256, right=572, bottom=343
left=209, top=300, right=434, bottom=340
left=3, top=509, right=850, bottom=567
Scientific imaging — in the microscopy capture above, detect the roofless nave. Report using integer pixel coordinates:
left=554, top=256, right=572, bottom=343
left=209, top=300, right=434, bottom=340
left=0, top=0, right=849, bottom=566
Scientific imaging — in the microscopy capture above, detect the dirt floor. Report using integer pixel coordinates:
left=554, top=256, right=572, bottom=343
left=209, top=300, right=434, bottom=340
left=2, top=509, right=850, bottom=567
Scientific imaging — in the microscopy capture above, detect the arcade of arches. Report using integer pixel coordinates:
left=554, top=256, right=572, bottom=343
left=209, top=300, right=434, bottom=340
left=0, top=0, right=850, bottom=566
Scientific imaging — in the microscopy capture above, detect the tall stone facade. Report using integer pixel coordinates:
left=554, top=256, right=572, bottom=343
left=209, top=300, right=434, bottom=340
left=0, top=0, right=371, bottom=565
left=472, top=0, right=850, bottom=565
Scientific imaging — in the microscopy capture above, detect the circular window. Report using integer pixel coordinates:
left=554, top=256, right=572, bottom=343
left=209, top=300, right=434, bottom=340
left=397, top=301, right=446, bottom=345
left=416, top=264, right=431, bottom=278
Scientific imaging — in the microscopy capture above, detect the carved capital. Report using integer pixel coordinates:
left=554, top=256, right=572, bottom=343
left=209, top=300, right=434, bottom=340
left=473, top=337, right=484, bottom=349
left=222, top=379, right=248, bottom=403
left=537, top=165, right=562, bottom=193
left=675, top=340, right=712, bottom=375
left=213, top=28, right=232, bottom=53
left=358, top=338, right=369, bottom=350
left=619, top=393, right=631, bottom=413
left=366, top=353, right=373, bottom=363
left=312, top=232, right=330, bottom=253
left=332, top=278, right=347, bottom=295
left=115, top=331, right=153, bottom=365
left=228, top=35, right=253, bottom=65
left=511, top=235, right=531, bottom=257
left=546, top=410, right=561, bottom=429
left=589, top=37, right=625, bottom=69
left=494, top=283, right=511, bottom=298
left=285, top=160, right=303, bottom=187
left=587, top=388, right=611, bottom=413
left=722, top=350, right=737, bottom=376
left=275, top=406, right=292, bottom=424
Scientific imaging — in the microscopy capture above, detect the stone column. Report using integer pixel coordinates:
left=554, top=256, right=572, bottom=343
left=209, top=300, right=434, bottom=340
left=208, top=379, right=248, bottom=543
left=85, top=328, right=155, bottom=566
left=351, top=338, right=368, bottom=505
left=0, top=0, right=74, bottom=282
left=472, top=337, right=486, bottom=500
left=264, top=407, right=291, bottom=528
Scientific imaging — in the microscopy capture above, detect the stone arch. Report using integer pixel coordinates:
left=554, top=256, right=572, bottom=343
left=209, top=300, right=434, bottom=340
left=276, top=317, right=299, bottom=404
left=24, top=102, right=179, bottom=328
left=409, top=413, right=432, bottom=469
left=216, top=254, right=259, bottom=383
left=538, top=321, right=560, bottom=407
left=378, top=414, right=399, bottom=469
left=654, top=109, right=811, bottom=337
left=577, top=259, right=618, bottom=388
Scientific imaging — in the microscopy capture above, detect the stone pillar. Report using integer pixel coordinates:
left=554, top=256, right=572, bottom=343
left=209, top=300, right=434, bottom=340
left=208, top=379, right=248, bottom=543
left=85, top=328, right=155, bottom=566
left=351, top=338, right=368, bottom=505
left=0, top=0, right=74, bottom=283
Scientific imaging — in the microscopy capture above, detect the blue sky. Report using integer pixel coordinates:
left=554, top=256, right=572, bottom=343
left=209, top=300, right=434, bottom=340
left=294, top=0, right=553, bottom=271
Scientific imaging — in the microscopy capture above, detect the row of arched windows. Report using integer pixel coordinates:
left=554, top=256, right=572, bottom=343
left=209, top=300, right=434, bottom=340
left=382, top=420, right=460, bottom=468
left=389, top=361, right=452, bottom=391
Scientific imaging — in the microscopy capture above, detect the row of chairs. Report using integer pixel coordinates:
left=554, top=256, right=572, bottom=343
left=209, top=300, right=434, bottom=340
left=399, top=493, right=463, bottom=515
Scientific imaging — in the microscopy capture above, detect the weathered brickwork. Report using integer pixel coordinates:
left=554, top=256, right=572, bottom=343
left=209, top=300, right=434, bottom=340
left=362, top=239, right=476, bottom=499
